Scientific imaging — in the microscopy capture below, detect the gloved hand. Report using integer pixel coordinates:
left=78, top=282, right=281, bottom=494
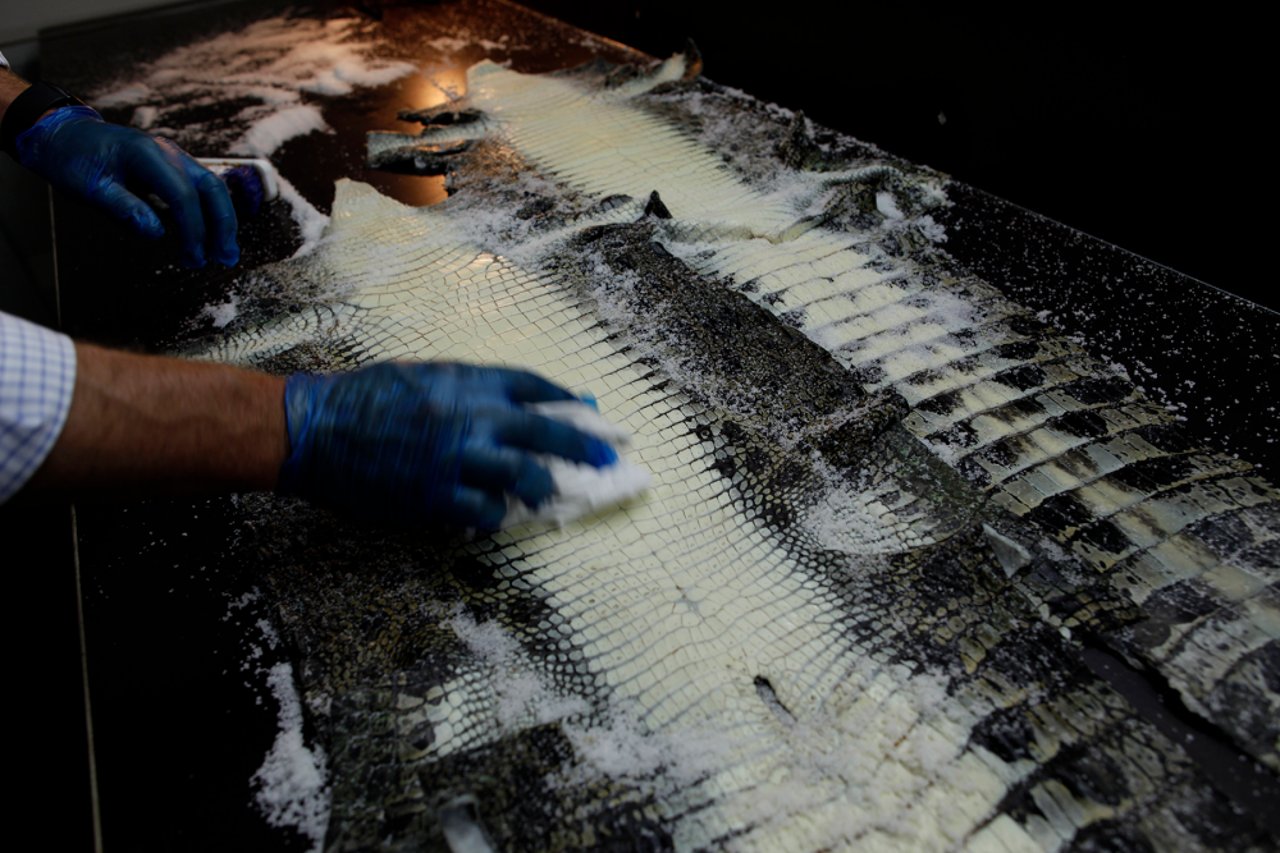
left=15, top=105, right=239, bottom=268
left=277, top=362, right=619, bottom=530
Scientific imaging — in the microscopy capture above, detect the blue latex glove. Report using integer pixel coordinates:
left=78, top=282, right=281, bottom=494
left=277, top=362, right=618, bottom=530
left=15, top=105, right=239, bottom=268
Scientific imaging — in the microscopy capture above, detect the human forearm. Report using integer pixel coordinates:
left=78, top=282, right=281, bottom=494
left=15, top=343, right=622, bottom=527
left=0, top=67, right=32, bottom=123
left=29, top=342, right=287, bottom=495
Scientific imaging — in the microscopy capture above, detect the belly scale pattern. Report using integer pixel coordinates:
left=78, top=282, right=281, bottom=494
left=194, top=55, right=1277, bottom=852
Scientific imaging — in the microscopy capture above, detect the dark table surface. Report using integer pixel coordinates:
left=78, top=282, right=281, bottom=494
left=30, top=1, right=1279, bottom=849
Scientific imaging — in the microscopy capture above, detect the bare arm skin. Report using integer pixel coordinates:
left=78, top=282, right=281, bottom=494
left=27, top=343, right=288, bottom=496
left=0, top=67, right=32, bottom=122
left=2, top=69, right=275, bottom=500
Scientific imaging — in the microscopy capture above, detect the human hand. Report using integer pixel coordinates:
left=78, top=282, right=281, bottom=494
left=15, top=105, right=239, bottom=268
left=277, top=362, right=618, bottom=530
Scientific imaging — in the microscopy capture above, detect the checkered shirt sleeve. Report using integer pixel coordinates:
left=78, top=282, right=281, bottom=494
left=0, top=311, right=76, bottom=502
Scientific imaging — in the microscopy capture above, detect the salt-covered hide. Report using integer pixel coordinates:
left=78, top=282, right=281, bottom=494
left=99, top=18, right=1277, bottom=852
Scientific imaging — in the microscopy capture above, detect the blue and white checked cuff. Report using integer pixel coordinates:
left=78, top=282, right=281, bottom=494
left=0, top=311, right=76, bottom=502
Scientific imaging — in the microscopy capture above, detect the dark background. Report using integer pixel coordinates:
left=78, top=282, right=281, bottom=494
left=4, top=4, right=1273, bottom=316
left=524, top=3, right=1273, bottom=310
